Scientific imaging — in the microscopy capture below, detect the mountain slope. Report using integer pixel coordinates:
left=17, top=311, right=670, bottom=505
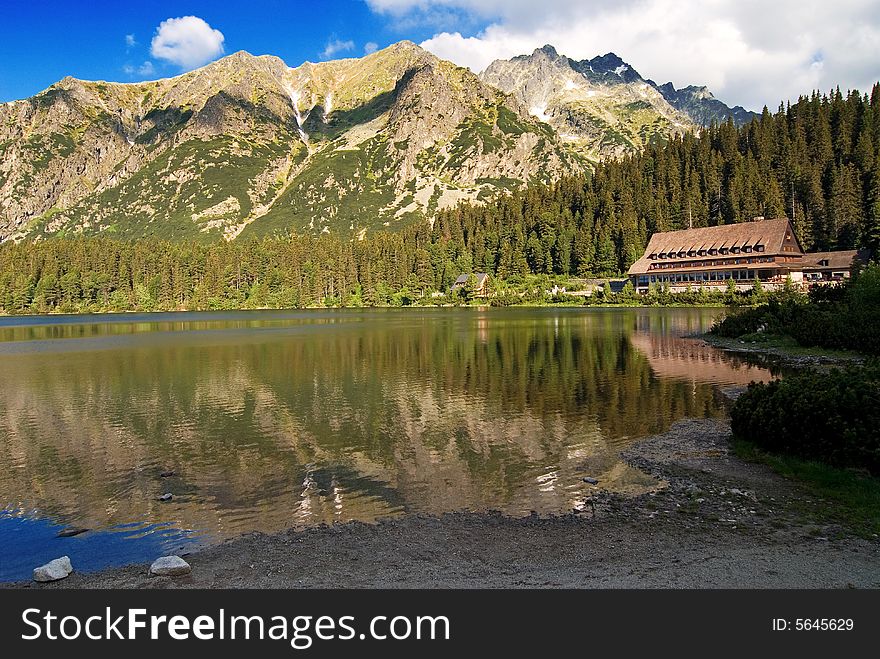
left=480, top=46, right=756, bottom=161
left=0, top=42, right=583, bottom=242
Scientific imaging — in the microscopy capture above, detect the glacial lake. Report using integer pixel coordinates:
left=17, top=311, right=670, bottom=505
left=0, top=307, right=778, bottom=581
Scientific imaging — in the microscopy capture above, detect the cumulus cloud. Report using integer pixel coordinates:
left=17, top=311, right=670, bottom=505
left=321, top=38, right=356, bottom=59
left=122, top=61, right=157, bottom=78
left=150, top=16, right=225, bottom=70
left=138, top=61, right=156, bottom=77
left=125, top=34, right=137, bottom=49
left=364, top=41, right=379, bottom=55
left=366, top=0, right=880, bottom=110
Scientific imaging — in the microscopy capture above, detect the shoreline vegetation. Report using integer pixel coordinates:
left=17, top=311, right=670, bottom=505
left=706, top=267, right=880, bottom=542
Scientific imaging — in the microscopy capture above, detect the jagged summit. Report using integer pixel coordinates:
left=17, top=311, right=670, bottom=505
left=481, top=45, right=756, bottom=152
left=481, top=46, right=692, bottom=159
left=536, top=44, right=560, bottom=57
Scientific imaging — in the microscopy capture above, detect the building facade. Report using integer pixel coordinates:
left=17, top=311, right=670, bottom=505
left=450, top=273, right=490, bottom=296
left=627, top=218, right=862, bottom=294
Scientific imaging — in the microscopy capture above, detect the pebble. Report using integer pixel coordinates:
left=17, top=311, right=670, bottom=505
left=34, top=556, right=73, bottom=582
left=149, top=555, right=192, bottom=577
left=56, top=527, right=89, bottom=538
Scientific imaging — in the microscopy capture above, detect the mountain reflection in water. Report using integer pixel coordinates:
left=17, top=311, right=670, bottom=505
left=0, top=308, right=777, bottom=577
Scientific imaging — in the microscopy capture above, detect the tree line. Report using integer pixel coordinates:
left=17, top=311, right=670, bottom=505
left=0, top=84, right=878, bottom=313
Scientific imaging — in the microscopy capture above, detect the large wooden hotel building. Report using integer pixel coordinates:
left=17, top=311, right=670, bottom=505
left=627, top=217, right=865, bottom=294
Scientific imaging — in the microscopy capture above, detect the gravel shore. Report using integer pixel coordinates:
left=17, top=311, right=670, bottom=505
left=10, top=417, right=879, bottom=589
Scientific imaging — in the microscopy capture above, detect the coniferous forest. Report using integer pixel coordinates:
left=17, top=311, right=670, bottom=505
left=1, top=85, right=878, bottom=313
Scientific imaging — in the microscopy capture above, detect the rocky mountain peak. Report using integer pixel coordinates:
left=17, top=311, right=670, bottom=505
left=482, top=45, right=756, bottom=142
left=536, top=44, right=560, bottom=58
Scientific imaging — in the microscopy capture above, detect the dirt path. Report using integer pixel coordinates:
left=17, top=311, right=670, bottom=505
left=11, top=419, right=879, bottom=589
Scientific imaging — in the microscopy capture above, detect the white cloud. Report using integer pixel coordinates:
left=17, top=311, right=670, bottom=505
left=150, top=16, right=225, bottom=70
left=125, top=34, right=137, bottom=49
left=321, top=39, right=356, bottom=59
left=122, top=61, right=157, bottom=78
left=122, top=60, right=156, bottom=78
left=364, top=41, right=379, bottom=55
left=366, top=0, right=880, bottom=110
left=138, top=61, right=156, bottom=77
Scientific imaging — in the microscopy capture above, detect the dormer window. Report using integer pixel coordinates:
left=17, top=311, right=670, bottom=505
left=719, top=247, right=729, bottom=255
left=698, top=249, right=707, bottom=256
left=731, top=246, right=740, bottom=254
left=649, top=254, right=657, bottom=260
left=743, top=246, right=752, bottom=253
left=678, top=251, right=686, bottom=258
left=755, top=245, right=764, bottom=252
left=687, top=250, right=696, bottom=257
left=819, top=259, right=829, bottom=267
left=709, top=248, right=718, bottom=256
left=659, top=252, right=667, bottom=259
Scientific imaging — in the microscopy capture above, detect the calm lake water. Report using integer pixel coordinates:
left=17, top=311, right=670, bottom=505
left=0, top=307, right=778, bottom=580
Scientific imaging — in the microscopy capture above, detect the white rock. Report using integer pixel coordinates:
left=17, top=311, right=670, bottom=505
left=149, top=555, right=191, bottom=577
left=33, top=556, right=73, bottom=582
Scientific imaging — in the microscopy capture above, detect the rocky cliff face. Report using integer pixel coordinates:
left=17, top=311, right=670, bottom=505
left=0, top=42, right=582, bottom=242
left=480, top=46, right=695, bottom=161
left=480, top=46, right=756, bottom=161
left=651, top=82, right=756, bottom=127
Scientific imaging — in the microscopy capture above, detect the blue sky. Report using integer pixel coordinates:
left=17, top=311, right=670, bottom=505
left=0, top=0, right=467, bottom=103
left=1, top=1, right=878, bottom=109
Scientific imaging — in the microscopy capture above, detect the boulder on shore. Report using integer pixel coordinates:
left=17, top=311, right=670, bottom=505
left=149, top=555, right=191, bottom=577
left=34, top=556, right=73, bottom=582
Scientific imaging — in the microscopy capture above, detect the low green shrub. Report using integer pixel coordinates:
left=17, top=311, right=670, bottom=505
left=730, top=364, right=880, bottom=474
left=710, top=265, right=880, bottom=355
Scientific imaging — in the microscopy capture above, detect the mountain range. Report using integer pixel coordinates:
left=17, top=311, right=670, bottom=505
left=481, top=45, right=755, bottom=159
left=0, top=42, right=755, bottom=243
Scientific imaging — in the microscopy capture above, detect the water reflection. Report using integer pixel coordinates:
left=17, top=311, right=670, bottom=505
left=0, top=308, right=776, bottom=577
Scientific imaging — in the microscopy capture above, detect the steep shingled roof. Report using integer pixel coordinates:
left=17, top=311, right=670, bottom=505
left=801, top=250, right=863, bottom=271
left=628, top=218, right=801, bottom=275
